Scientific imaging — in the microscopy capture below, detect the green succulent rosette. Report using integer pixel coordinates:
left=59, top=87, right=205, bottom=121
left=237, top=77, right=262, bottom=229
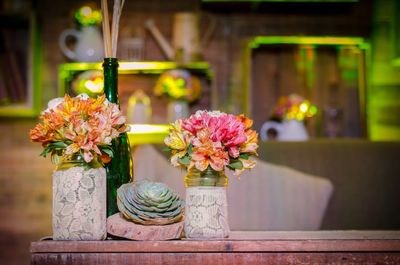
left=117, top=181, right=185, bottom=225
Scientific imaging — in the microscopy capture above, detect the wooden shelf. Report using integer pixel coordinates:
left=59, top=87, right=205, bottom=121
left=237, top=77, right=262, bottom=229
left=30, top=231, right=400, bottom=265
left=58, top=61, right=212, bottom=96
left=59, top=61, right=211, bottom=75
left=127, top=124, right=169, bottom=146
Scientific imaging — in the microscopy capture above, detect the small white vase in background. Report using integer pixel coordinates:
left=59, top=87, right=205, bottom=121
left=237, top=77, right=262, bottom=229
left=59, top=25, right=104, bottom=62
left=126, top=89, right=152, bottom=124
left=167, top=100, right=189, bottom=122
left=261, top=119, right=309, bottom=141
left=279, top=119, right=309, bottom=141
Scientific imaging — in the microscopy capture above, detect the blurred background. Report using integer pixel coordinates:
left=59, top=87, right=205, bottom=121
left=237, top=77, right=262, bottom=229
left=0, top=0, right=399, bottom=264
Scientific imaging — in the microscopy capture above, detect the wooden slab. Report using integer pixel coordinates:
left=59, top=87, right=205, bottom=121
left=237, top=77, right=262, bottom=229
left=30, top=231, right=400, bottom=265
left=31, top=231, right=400, bottom=253
left=107, top=213, right=184, bottom=241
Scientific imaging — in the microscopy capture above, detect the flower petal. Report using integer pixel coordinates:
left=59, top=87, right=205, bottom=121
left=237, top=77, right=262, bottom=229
left=195, top=160, right=209, bottom=171
left=228, top=146, right=240, bottom=158
left=83, top=151, right=94, bottom=163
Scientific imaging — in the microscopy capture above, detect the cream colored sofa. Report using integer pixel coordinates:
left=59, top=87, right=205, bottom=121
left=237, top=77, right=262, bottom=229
left=257, top=139, right=400, bottom=230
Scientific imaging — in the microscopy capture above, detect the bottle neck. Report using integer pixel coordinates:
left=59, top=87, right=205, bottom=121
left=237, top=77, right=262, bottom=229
left=103, top=57, right=119, bottom=104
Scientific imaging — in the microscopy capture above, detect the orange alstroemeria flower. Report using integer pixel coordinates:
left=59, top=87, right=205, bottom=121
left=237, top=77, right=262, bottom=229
left=190, top=128, right=229, bottom=172
left=30, top=123, right=50, bottom=144
left=237, top=114, right=253, bottom=129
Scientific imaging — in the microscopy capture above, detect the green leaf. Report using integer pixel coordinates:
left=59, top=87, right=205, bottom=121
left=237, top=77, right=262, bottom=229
left=228, top=160, right=243, bottom=169
left=178, top=155, right=190, bottom=165
left=49, top=141, right=67, bottom=149
left=40, top=146, right=52, bottom=158
left=187, top=144, right=193, bottom=154
left=162, top=146, right=172, bottom=152
left=239, top=153, right=250, bottom=159
left=102, top=148, right=114, bottom=158
left=100, top=145, right=113, bottom=151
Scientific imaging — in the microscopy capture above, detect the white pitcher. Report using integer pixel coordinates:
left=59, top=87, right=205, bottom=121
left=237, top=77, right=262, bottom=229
left=261, top=119, right=309, bottom=141
left=59, top=25, right=104, bottom=62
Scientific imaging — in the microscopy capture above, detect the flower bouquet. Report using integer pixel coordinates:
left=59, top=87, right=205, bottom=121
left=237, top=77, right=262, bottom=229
left=263, top=94, right=317, bottom=141
left=154, top=69, right=202, bottom=121
left=154, top=69, right=202, bottom=103
left=30, top=93, right=128, bottom=164
left=164, top=110, right=258, bottom=176
left=164, top=110, right=258, bottom=239
left=271, top=93, right=317, bottom=121
left=30, top=93, right=128, bottom=240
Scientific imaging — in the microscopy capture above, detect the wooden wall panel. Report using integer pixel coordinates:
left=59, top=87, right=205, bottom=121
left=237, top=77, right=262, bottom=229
left=0, top=120, right=53, bottom=265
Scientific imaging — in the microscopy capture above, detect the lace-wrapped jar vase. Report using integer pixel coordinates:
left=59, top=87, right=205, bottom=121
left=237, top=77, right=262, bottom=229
left=184, top=167, right=230, bottom=239
left=52, top=154, right=106, bottom=240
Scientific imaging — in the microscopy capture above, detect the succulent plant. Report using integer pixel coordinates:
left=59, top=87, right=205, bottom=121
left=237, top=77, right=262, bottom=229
left=117, top=181, right=185, bottom=225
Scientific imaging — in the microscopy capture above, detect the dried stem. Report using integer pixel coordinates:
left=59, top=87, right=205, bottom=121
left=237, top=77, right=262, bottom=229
left=111, top=0, right=125, bottom=58
left=101, top=0, right=125, bottom=58
left=101, top=0, right=112, bottom=57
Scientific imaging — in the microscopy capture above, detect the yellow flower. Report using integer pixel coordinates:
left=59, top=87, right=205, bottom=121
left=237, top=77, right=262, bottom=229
left=164, top=120, right=190, bottom=167
left=240, top=129, right=259, bottom=155
left=164, top=120, right=188, bottom=150
left=234, top=158, right=256, bottom=176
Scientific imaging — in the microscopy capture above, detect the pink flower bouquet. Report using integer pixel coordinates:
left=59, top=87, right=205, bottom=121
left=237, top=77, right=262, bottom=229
left=164, top=110, right=258, bottom=175
left=30, top=94, right=128, bottom=164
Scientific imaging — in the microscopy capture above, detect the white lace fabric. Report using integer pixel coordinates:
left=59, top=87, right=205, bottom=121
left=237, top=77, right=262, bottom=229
left=185, top=187, right=230, bottom=239
left=52, top=166, right=106, bottom=240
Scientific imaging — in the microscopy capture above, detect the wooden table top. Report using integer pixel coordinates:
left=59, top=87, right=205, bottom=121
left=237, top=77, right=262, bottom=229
left=31, top=231, right=400, bottom=253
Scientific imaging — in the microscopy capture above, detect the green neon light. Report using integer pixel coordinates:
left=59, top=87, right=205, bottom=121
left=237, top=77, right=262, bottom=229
left=127, top=124, right=170, bottom=146
left=391, top=57, right=400, bottom=66
left=0, top=105, right=40, bottom=117
left=249, top=36, right=366, bottom=49
left=58, top=61, right=212, bottom=97
left=59, top=61, right=211, bottom=74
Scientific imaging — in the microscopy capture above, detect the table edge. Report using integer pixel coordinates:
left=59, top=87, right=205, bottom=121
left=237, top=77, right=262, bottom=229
left=30, top=239, right=400, bottom=253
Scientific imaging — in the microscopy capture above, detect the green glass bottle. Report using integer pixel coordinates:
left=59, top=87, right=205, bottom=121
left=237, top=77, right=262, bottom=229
left=103, top=57, right=134, bottom=217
